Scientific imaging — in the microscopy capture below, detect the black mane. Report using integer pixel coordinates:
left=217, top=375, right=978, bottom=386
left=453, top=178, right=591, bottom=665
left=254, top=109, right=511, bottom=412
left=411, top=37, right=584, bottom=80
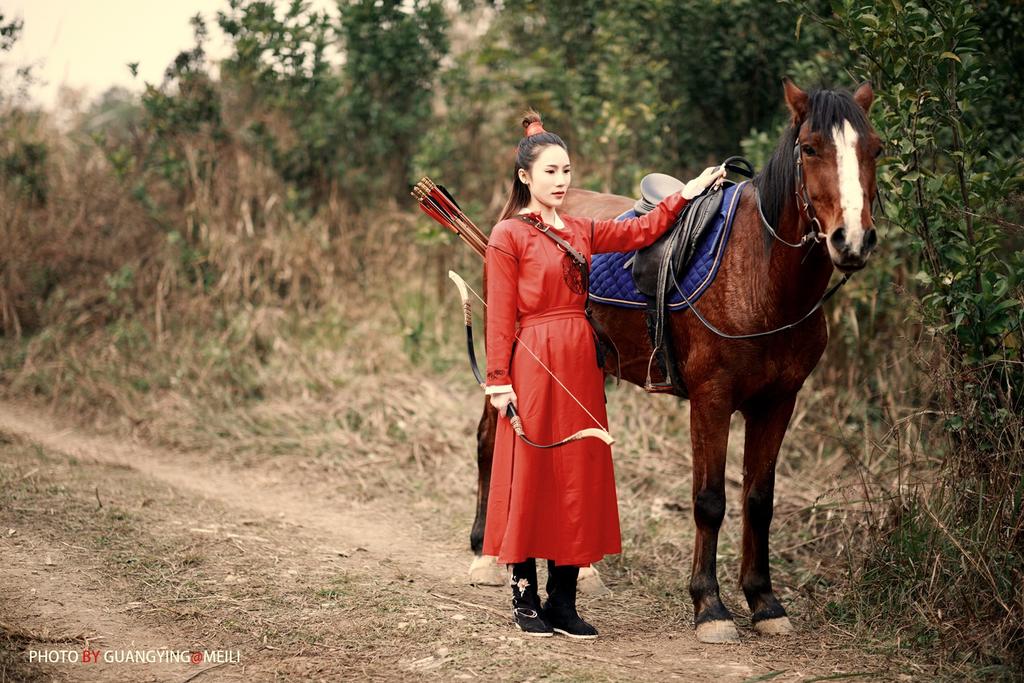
left=752, top=88, right=871, bottom=237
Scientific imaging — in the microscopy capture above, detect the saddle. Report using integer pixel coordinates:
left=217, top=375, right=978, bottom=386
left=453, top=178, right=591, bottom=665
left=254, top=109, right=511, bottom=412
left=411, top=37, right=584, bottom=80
left=630, top=184, right=724, bottom=297
left=632, top=172, right=684, bottom=215
left=627, top=158, right=755, bottom=394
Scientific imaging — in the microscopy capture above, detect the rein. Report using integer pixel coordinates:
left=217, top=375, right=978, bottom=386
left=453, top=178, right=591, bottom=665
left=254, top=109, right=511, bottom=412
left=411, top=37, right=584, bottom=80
left=668, top=264, right=850, bottom=340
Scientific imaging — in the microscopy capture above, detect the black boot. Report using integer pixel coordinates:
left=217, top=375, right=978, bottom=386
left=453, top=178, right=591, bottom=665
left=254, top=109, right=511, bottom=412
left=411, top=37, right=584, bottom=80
left=542, top=561, right=598, bottom=639
left=510, top=559, right=553, bottom=637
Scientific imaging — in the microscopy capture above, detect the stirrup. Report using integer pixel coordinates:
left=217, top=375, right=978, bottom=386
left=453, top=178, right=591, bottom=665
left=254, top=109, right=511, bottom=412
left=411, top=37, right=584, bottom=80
left=644, top=351, right=676, bottom=393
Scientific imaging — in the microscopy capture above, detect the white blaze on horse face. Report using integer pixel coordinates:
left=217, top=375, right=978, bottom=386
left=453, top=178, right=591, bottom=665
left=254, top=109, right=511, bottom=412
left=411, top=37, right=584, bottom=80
left=833, top=119, right=864, bottom=252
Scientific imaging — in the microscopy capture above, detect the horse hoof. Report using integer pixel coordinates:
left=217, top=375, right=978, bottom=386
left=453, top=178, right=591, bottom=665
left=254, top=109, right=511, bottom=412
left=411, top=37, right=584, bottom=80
left=695, top=620, right=741, bottom=644
left=753, top=615, right=793, bottom=635
left=577, top=565, right=611, bottom=596
left=468, top=555, right=504, bottom=585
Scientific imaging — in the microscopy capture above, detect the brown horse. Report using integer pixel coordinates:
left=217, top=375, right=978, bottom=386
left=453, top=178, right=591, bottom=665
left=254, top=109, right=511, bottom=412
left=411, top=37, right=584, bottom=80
left=469, top=80, right=881, bottom=643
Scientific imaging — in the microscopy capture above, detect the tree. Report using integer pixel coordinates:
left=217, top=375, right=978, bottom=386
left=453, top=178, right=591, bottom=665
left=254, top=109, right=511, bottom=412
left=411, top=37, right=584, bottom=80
left=338, top=0, right=449, bottom=205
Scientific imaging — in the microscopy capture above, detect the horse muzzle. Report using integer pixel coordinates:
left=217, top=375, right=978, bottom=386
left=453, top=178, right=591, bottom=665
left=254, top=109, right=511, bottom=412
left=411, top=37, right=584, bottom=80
left=828, top=225, right=878, bottom=272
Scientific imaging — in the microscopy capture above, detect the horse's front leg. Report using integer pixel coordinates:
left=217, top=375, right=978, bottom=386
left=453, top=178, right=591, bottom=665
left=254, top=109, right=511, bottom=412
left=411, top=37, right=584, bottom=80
left=468, top=399, right=504, bottom=585
left=739, top=394, right=796, bottom=634
left=688, top=388, right=739, bottom=643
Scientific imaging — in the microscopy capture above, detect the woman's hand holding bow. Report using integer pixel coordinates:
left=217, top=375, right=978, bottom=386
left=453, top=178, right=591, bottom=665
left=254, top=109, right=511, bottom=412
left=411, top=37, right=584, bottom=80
left=489, top=388, right=518, bottom=414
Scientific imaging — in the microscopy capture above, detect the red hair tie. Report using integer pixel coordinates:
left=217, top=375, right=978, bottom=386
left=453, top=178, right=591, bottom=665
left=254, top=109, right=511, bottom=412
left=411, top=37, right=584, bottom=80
left=525, top=121, right=546, bottom=137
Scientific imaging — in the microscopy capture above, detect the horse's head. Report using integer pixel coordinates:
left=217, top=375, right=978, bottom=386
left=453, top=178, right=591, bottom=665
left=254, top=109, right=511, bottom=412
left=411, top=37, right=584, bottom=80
left=783, top=79, right=881, bottom=273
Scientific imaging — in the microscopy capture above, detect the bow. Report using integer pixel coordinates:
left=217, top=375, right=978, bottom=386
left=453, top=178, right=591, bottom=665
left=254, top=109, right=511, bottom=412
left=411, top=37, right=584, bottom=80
left=448, top=270, right=614, bottom=449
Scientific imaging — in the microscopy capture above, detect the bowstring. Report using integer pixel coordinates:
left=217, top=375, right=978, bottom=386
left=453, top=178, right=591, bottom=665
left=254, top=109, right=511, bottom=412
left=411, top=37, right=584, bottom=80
left=462, top=279, right=609, bottom=434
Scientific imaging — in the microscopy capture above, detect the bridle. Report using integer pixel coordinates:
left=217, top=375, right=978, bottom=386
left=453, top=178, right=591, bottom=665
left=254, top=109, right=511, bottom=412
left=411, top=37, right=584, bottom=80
left=748, top=142, right=827, bottom=250
left=792, top=139, right=829, bottom=246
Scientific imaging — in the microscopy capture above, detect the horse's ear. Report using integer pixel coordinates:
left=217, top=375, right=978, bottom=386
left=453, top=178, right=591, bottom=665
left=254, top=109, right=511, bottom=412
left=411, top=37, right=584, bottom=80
left=853, top=81, right=874, bottom=113
left=782, top=77, right=808, bottom=127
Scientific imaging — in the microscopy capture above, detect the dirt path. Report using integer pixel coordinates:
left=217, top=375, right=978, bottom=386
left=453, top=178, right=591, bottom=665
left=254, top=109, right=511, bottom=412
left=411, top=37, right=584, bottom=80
left=0, top=401, right=887, bottom=682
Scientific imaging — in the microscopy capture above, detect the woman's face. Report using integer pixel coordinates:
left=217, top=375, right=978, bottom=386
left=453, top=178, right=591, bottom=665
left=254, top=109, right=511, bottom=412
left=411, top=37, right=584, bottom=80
left=519, top=144, right=571, bottom=210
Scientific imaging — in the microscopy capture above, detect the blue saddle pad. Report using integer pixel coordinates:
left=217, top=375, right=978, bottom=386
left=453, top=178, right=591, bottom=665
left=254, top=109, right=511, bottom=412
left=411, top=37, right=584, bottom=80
left=589, top=181, right=745, bottom=309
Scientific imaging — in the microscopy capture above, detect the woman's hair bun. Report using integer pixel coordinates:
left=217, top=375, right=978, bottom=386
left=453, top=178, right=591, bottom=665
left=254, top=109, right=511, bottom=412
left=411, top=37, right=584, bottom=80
left=521, top=108, right=545, bottom=137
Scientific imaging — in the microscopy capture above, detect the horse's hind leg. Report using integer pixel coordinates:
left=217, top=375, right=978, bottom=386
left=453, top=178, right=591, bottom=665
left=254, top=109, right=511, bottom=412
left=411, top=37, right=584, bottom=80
left=739, top=394, right=796, bottom=635
left=688, top=389, right=739, bottom=643
left=469, top=399, right=496, bottom=554
left=468, top=399, right=504, bottom=585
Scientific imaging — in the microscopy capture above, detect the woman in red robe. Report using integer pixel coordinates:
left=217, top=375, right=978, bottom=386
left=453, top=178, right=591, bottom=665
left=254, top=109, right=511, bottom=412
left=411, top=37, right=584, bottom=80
left=483, top=109, right=726, bottom=639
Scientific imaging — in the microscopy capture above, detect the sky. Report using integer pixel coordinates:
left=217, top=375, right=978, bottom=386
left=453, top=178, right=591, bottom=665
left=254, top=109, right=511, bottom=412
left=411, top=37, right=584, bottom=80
left=3, top=0, right=338, bottom=111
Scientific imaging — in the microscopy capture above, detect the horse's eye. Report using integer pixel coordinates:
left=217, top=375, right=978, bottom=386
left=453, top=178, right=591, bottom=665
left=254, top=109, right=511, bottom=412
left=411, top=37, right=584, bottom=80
left=801, top=144, right=816, bottom=157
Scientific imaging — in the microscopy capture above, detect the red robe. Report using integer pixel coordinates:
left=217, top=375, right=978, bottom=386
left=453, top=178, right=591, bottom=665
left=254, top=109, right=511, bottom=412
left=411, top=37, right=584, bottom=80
left=482, top=192, right=689, bottom=566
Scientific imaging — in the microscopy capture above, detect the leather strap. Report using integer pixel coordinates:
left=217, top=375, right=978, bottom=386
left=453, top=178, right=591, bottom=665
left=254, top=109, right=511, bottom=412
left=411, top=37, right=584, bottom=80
left=516, top=214, right=588, bottom=272
left=721, top=156, right=755, bottom=178
left=587, top=219, right=622, bottom=384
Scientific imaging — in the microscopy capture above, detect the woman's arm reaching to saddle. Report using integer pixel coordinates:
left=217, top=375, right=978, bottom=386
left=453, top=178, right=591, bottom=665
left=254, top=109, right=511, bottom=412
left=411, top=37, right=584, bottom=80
left=591, top=166, right=727, bottom=254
